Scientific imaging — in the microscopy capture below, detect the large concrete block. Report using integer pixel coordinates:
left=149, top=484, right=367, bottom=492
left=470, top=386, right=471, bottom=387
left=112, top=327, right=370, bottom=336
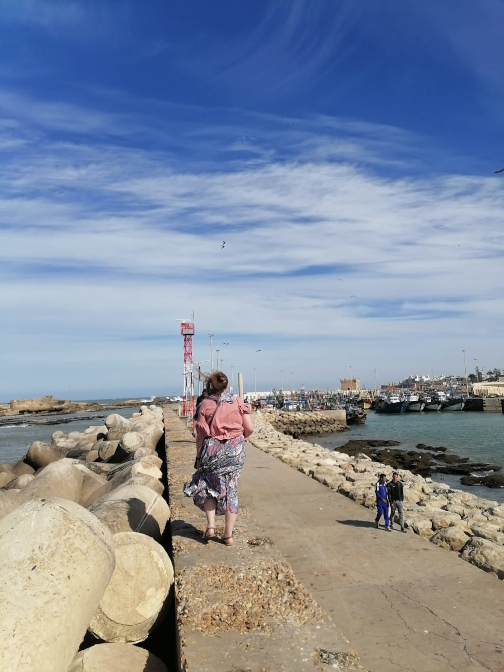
left=23, top=459, right=83, bottom=504
left=67, top=643, right=167, bottom=671
left=89, top=532, right=174, bottom=643
left=0, top=498, right=115, bottom=672
left=82, top=472, right=164, bottom=508
left=0, top=471, right=15, bottom=488
left=74, top=464, right=107, bottom=507
left=10, top=458, right=35, bottom=477
left=4, top=474, right=34, bottom=490
left=105, top=414, right=131, bottom=431
left=26, top=441, right=69, bottom=469
left=0, top=490, right=24, bottom=519
left=89, top=484, right=170, bottom=540
left=97, top=440, right=120, bottom=462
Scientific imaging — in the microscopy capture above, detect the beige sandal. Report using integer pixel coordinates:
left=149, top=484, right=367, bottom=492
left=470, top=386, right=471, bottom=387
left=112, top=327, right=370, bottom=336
left=203, top=527, right=215, bottom=540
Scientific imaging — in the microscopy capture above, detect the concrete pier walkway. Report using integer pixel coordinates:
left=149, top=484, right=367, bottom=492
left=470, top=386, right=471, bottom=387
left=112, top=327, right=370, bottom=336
left=240, top=443, right=504, bottom=672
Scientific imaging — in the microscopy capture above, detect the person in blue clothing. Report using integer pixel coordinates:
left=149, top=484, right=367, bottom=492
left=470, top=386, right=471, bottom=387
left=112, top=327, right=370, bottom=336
left=375, top=473, right=391, bottom=531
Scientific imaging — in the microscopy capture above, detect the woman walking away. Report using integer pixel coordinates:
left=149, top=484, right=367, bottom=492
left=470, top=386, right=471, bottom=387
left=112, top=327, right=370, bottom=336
left=184, top=371, right=254, bottom=546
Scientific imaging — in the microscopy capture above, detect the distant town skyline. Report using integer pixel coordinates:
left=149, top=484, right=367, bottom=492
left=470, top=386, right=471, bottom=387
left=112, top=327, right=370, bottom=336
left=1, top=1, right=504, bottom=399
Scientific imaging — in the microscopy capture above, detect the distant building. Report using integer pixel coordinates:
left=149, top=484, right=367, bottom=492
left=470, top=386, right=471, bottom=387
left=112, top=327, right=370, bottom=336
left=472, top=380, right=504, bottom=397
left=340, top=378, right=360, bottom=391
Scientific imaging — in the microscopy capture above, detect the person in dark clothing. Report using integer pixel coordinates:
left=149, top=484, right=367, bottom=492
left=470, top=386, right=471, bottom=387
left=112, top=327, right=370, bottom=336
left=193, top=389, right=208, bottom=421
left=387, top=472, right=406, bottom=532
left=375, top=473, right=391, bottom=531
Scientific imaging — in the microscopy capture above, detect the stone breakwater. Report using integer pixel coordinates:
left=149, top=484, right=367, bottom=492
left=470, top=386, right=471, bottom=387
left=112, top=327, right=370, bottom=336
left=262, top=409, right=347, bottom=436
left=251, top=412, right=504, bottom=581
left=0, top=404, right=173, bottom=672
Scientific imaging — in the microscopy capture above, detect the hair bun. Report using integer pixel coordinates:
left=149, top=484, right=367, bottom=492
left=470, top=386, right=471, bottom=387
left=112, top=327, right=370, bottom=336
left=206, top=370, right=229, bottom=395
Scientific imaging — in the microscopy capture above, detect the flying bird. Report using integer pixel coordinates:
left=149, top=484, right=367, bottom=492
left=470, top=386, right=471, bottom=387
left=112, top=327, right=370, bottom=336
left=221, top=241, right=226, bottom=249
left=495, top=168, right=504, bottom=174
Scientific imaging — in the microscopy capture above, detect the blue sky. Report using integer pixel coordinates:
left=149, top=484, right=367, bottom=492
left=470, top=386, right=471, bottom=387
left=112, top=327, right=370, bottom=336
left=1, top=0, right=504, bottom=399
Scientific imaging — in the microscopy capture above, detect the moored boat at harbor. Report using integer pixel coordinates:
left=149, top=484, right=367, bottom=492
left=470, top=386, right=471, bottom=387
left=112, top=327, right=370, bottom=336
left=346, top=407, right=367, bottom=425
left=423, top=392, right=443, bottom=412
left=375, top=394, right=407, bottom=414
left=405, top=393, right=425, bottom=412
left=442, top=397, right=466, bottom=411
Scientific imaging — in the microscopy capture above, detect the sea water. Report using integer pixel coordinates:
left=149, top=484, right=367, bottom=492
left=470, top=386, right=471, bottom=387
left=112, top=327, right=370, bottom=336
left=311, top=411, right=504, bottom=503
left=0, top=406, right=140, bottom=464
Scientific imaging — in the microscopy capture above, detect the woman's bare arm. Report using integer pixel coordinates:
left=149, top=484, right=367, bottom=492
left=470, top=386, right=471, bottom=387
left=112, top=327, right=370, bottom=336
left=242, top=413, right=254, bottom=438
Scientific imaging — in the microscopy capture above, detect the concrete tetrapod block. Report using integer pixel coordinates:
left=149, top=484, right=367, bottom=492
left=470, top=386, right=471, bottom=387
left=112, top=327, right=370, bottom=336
left=138, top=424, right=164, bottom=451
left=10, top=458, right=35, bottom=476
left=89, top=484, right=170, bottom=540
left=0, top=471, right=15, bottom=488
left=0, top=498, right=115, bottom=672
left=105, top=413, right=132, bottom=431
left=22, top=459, right=83, bottom=503
left=82, top=473, right=164, bottom=508
left=89, top=531, right=174, bottom=643
left=73, top=465, right=107, bottom=506
left=26, top=440, right=70, bottom=469
left=0, top=490, right=24, bottom=519
left=4, top=473, right=34, bottom=490
left=97, top=440, right=120, bottom=462
left=67, top=643, right=167, bottom=672
left=106, top=455, right=163, bottom=483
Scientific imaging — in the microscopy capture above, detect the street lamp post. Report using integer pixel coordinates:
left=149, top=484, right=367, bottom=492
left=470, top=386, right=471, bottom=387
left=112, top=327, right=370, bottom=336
left=462, top=350, right=468, bottom=396
left=194, top=360, right=209, bottom=396
left=216, top=349, right=220, bottom=370
left=208, top=334, right=214, bottom=372
left=231, top=365, right=234, bottom=392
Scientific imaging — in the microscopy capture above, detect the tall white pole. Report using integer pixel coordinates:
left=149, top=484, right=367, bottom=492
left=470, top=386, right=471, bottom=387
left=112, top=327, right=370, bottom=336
left=216, top=350, right=220, bottom=370
left=238, top=372, right=244, bottom=399
left=209, top=334, right=214, bottom=373
left=231, top=365, right=234, bottom=391
left=462, top=349, right=468, bottom=396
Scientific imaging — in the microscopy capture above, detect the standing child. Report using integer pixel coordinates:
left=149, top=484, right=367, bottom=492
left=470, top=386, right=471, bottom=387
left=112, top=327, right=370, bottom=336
left=375, top=473, right=391, bottom=531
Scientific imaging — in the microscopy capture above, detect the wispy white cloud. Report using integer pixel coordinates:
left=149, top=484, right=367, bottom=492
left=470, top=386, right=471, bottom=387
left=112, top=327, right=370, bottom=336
left=1, top=90, right=503, bottom=397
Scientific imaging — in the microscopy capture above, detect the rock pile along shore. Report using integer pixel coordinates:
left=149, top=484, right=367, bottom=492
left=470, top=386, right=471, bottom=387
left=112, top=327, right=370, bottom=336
left=0, top=404, right=173, bottom=672
left=262, top=409, right=348, bottom=435
left=250, top=412, right=504, bottom=580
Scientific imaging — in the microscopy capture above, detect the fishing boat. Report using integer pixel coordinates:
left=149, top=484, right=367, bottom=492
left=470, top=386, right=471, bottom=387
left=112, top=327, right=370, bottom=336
left=405, top=393, right=425, bottom=412
left=375, top=393, right=407, bottom=414
left=423, top=392, right=443, bottom=412
left=346, top=407, right=367, bottom=425
left=442, top=397, right=465, bottom=411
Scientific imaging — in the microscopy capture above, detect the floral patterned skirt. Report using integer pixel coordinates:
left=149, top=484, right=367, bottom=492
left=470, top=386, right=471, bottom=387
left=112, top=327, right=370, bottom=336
left=183, top=435, right=246, bottom=515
